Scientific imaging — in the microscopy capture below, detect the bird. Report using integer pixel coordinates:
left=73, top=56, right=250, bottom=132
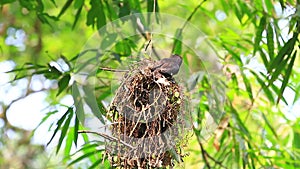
left=151, top=54, right=182, bottom=77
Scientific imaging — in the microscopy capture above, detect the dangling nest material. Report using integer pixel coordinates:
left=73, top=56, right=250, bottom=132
left=106, top=59, right=189, bottom=168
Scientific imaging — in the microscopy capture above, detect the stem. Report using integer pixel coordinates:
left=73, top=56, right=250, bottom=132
left=78, top=130, right=134, bottom=149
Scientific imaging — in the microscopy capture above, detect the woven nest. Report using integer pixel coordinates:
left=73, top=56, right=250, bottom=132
left=106, top=59, right=188, bottom=168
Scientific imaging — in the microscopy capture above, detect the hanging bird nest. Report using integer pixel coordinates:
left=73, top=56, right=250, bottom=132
left=106, top=59, right=189, bottom=168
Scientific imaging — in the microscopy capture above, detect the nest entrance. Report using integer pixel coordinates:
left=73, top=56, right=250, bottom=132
left=106, top=59, right=188, bottom=168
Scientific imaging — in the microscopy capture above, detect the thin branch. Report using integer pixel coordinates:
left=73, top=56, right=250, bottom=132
left=134, top=15, right=161, bottom=60
left=193, top=124, right=227, bottom=169
left=171, top=0, right=207, bottom=53
left=182, top=0, right=207, bottom=31
left=144, top=39, right=152, bottom=51
left=78, top=130, right=134, bottom=149
left=98, top=67, right=129, bottom=72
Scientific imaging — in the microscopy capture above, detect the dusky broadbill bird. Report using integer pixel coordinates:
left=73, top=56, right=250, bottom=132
left=151, top=54, right=182, bottom=77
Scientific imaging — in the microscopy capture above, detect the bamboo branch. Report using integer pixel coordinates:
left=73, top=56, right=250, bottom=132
left=78, top=130, right=134, bottom=149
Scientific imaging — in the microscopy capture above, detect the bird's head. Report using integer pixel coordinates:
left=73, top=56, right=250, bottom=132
left=172, top=54, right=182, bottom=65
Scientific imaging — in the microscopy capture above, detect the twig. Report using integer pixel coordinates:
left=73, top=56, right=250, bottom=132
left=199, top=141, right=211, bottom=169
left=78, top=130, right=134, bottom=149
left=144, top=39, right=152, bottom=51
left=134, top=14, right=161, bottom=60
left=171, top=0, right=207, bottom=53
left=98, top=67, right=129, bottom=72
left=194, top=125, right=227, bottom=169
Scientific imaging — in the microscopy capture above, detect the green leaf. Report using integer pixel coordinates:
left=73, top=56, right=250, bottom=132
left=97, top=88, right=112, bottom=100
left=230, top=105, right=251, bottom=139
left=115, top=39, right=132, bottom=56
left=57, top=108, right=74, bottom=153
left=103, top=0, right=118, bottom=21
left=222, top=44, right=243, bottom=65
left=34, top=110, right=58, bottom=132
left=267, top=23, right=275, bottom=60
left=261, top=112, right=278, bottom=139
left=0, top=0, right=16, bottom=5
left=264, top=0, right=274, bottom=13
left=19, top=0, right=35, bottom=10
left=72, top=5, right=83, bottom=30
left=250, top=70, right=274, bottom=103
left=129, top=0, right=142, bottom=12
left=172, top=28, right=183, bottom=55
left=74, top=0, right=84, bottom=8
left=57, top=74, right=71, bottom=96
left=241, top=71, right=253, bottom=101
left=293, top=127, right=300, bottom=149
left=258, top=48, right=269, bottom=68
left=88, top=158, right=103, bottom=169
left=72, top=82, right=85, bottom=124
left=45, top=64, right=62, bottom=79
left=279, top=0, right=285, bottom=9
left=64, top=127, right=74, bottom=160
left=118, top=0, right=130, bottom=19
left=68, top=151, right=99, bottom=166
left=254, top=0, right=263, bottom=12
left=267, top=56, right=289, bottom=88
left=269, top=35, right=296, bottom=72
left=87, top=0, right=106, bottom=30
left=82, top=85, right=106, bottom=123
left=74, top=116, right=79, bottom=146
left=147, top=0, right=160, bottom=24
left=277, top=51, right=297, bottom=104
left=100, top=33, right=118, bottom=50
left=50, top=0, right=57, bottom=7
left=254, top=16, right=266, bottom=55
left=47, top=109, right=70, bottom=146
left=57, top=0, right=73, bottom=19
left=69, top=142, right=99, bottom=157
left=5, top=63, right=46, bottom=73
left=36, top=0, right=44, bottom=12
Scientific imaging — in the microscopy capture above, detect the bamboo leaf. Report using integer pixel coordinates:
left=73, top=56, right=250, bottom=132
left=241, top=71, right=253, bottom=101
left=57, top=74, right=71, bottom=96
left=72, top=82, right=85, bottom=124
left=269, top=36, right=296, bottom=72
left=264, top=0, right=274, bottom=13
left=57, top=0, right=73, bottom=19
left=74, top=116, right=79, bottom=146
left=69, top=142, right=99, bottom=157
left=254, top=16, right=266, bottom=55
left=261, top=112, right=278, bottom=139
left=72, top=5, right=83, bottom=29
left=147, top=0, right=160, bottom=24
left=83, top=85, right=106, bottom=123
left=222, top=44, right=243, bottom=65
left=34, top=110, right=58, bottom=133
left=277, top=51, right=297, bottom=104
left=57, top=108, right=74, bottom=153
left=88, top=158, right=103, bottom=169
left=0, top=0, right=16, bottom=5
left=100, top=33, right=118, bottom=50
left=47, top=109, right=70, bottom=146
left=267, top=23, right=275, bottom=60
left=231, top=105, right=251, bottom=139
left=68, top=151, right=99, bottom=166
left=250, top=70, right=274, bottom=103
left=74, top=0, right=83, bottom=8
left=64, top=127, right=74, bottom=160
left=267, top=56, right=289, bottom=88
left=87, top=0, right=106, bottom=30
left=259, top=48, right=269, bottom=68
left=172, top=28, right=183, bottom=55
left=45, top=64, right=62, bottom=79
